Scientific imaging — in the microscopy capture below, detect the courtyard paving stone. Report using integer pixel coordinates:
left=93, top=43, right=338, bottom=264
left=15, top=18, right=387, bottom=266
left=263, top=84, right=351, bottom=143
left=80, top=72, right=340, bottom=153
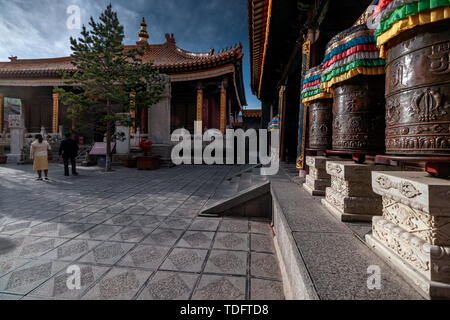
left=0, top=164, right=282, bottom=300
left=0, top=293, right=22, bottom=300
left=76, top=225, right=122, bottom=241
left=250, top=252, right=282, bottom=280
left=204, top=250, right=248, bottom=276
left=250, top=234, right=275, bottom=253
left=116, top=244, right=170, bottom=269
left=40, top=239, right=103, bottom=262
left=177, top=231, right=215, bottom=249
left=192, top=275, right=246, bottom=300
left=159, top=217, right=192, bottom=230
left=130, top=215, right=164, bottom=228
left=82, top=267, right=152, bottom=300
left=78, top=241, right=134, bottom=266
left=27, top=263, right=110, bottom=299
left=213, top=232, right=249, bottom=251
left=250, top=220, right=273, bottom=235
left=142, top=228, right=183, bottom=247
left=189, top=218, right=221, bottom=232
left=137, top=271, right=199, bottom=300
left=102, top=214, right=140, bottom=226
left=218, top=219, right=249, bottom=233
left=0, top=260, right=69, bottom=295
left=160, top=248, right=208, bottom=273
left=250, top=278, right=284, bottom=300
left=109, top=227, right=154, bottom=243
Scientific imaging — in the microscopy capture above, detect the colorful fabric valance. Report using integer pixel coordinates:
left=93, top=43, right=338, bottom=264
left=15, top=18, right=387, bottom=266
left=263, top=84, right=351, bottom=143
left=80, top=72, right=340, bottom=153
left=301, top=64, right=332, bottom=104
left=372, top=0, right=450, bottom=57
left=320, top=25, right=385, bottom=91
left=268, top=117, right=279, bottom=131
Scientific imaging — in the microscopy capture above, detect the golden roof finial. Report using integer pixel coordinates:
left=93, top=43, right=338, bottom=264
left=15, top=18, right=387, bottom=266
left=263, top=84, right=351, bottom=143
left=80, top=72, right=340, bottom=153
left=138, top=17, right=149, bottom=43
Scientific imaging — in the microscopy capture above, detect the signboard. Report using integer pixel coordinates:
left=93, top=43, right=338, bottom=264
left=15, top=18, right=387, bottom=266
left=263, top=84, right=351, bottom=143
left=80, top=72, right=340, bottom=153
left=2, top=97, right=22, bottom=132
left=89, top=142, right=116, bottom=155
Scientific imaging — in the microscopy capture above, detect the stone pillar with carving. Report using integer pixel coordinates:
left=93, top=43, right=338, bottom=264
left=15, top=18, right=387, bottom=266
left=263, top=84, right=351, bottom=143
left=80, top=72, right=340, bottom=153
left=148, top=74, right=173, bottom=166
left=7, top=114, right=24, bottom=163
left=303, top=156, right=331, bottom=196
left=114, top=113, right=131, bottom=157
left=321, top=161, right=396, bottom=222
left=366, top=171, right=450, bottom=299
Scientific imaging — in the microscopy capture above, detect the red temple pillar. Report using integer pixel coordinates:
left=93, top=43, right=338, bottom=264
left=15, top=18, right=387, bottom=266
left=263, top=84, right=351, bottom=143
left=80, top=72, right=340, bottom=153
left=141, top=107, right=148, bottom=134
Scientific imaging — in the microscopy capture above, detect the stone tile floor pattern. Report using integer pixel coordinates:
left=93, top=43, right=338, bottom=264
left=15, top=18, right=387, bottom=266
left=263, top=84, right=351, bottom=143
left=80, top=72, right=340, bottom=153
left=0, top=163, right=284, bottom=300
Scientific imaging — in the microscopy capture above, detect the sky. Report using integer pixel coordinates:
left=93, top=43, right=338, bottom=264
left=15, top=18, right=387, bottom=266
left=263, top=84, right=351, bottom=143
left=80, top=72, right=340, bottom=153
left=0, top=0, right=260, bottom=109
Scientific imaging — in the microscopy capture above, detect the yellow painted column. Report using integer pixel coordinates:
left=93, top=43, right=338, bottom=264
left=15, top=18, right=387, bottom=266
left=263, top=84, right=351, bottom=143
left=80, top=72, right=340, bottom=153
left=220, top=85, right=226, bottom=134
left=196, top=87, right=203, bottom=133
left=52, top=93, right=59, bottom=134
left=130, top=92, right=136, bottom=134
left=278, top=86, right=286, bottom=158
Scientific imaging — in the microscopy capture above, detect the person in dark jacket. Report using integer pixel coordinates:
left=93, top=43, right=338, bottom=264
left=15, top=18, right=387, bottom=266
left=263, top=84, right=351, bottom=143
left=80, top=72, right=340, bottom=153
left=59, top=133, right=79, bottom=176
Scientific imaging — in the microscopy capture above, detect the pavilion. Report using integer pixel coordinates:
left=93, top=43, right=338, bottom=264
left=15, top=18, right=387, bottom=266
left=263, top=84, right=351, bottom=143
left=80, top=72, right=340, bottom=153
left=0, top=18, right=247, bottom=144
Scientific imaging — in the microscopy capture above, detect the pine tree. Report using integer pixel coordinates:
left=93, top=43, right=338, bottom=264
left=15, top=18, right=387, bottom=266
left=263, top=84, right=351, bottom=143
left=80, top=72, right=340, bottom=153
left=55, top=4, right=164, bottom=171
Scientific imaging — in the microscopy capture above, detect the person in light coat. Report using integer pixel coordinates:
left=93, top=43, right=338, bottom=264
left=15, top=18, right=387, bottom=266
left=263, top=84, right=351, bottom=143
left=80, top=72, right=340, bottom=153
left=30, top=134, right=51, bottom=181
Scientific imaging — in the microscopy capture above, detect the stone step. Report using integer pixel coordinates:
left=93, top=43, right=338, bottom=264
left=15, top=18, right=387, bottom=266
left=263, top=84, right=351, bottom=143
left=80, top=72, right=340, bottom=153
left=237, top=172, right=252, bottom=191
left=228, top=176, right=240, bottom=193
left=252, top=172, right=268, bottom=184
left=199, top=181, right=271, bottom=217
left=269, top=165, right=423, bottom=300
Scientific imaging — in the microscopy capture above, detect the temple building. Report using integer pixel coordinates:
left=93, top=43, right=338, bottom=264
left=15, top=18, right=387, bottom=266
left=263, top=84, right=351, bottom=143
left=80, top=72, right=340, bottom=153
left=248, top=0, right=450, bottom=299
left=0, top=18, right=247, bottom=144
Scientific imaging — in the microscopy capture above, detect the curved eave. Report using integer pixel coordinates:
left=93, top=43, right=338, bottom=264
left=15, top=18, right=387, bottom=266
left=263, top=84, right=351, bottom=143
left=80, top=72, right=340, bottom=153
left=0, top=53, right=244, bottom=79
left=248, top=0, right=272, bottom=98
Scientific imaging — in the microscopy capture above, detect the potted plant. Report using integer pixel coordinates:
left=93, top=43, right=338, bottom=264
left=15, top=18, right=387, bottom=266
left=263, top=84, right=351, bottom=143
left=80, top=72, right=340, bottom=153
left=136, top=138, right=160, bottom=170
left=124, top=156, right=137, bottom=168
left=139, top=138, right=153, bottom=156
left=0, top=145, right=7, bottom=164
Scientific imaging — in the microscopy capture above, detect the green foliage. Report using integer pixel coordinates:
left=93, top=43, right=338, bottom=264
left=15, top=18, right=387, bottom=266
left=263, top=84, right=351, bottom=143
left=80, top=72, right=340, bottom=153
left=54, top=3, right=164, bottom=149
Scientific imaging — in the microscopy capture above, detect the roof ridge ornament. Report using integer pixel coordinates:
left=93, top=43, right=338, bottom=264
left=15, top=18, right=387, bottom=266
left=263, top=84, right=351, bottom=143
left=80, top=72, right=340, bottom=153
left=138, top=17, right=149, bottom=43
left=165, top=33, right=176, bottom=45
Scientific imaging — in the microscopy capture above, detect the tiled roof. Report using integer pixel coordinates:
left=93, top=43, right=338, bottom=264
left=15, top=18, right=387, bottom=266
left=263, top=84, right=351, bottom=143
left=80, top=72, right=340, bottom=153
left=0, top=33, right=243, bottom=77
left=0, top=57, right=75, bottom=77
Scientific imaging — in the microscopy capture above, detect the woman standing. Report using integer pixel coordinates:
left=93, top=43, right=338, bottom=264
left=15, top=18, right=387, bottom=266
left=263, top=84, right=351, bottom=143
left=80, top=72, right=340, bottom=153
left=30, top=134, right=51, bottom=181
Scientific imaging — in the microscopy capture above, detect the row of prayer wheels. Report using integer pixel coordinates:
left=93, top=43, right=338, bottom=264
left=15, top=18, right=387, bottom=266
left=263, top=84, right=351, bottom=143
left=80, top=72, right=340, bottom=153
left=301, top=10, right=449, bottom=157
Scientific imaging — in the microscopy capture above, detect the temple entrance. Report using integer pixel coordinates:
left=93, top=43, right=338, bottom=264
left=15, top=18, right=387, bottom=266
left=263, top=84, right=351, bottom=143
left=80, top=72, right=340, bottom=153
left=202, top=96, right=220, bottom=132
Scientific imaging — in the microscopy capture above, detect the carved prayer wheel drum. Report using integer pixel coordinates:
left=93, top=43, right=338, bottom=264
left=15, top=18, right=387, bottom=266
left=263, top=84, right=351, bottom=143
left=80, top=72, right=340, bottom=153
left=385, top=22, right=450, bottom=155
left=332, top=76, right=385, bottom=152
left=308, top=99, right=332, bottom=150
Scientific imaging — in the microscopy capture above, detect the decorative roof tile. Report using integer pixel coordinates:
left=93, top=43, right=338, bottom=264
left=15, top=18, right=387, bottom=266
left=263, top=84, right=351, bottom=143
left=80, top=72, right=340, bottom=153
left=0, top=34, right=243, bottom=77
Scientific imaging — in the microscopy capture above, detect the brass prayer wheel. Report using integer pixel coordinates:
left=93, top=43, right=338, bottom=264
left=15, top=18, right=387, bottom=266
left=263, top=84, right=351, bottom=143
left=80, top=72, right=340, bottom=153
left=385, top=22, right=450, bottom=155
left=332, top=75, right=385, bottom=152
left=308, top=99, right=332, bottom=150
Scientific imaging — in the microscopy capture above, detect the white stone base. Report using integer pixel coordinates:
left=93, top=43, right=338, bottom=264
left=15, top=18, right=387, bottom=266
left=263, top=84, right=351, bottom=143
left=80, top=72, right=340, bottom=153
left=366, top=234, right=450, bottom=300
left=367, top=171, right=450, bottom=299
left=6, top=154, right=21, bottom=164
left=321, top=198, right=379, bottom=222
left=304, top=156, right=330, bottom=197
left=321, top=161, right=396, bottom=222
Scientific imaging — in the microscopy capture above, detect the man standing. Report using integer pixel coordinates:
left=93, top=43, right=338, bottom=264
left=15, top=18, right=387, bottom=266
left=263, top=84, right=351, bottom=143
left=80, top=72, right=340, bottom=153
left=59, top=133, right=79, bottom=176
